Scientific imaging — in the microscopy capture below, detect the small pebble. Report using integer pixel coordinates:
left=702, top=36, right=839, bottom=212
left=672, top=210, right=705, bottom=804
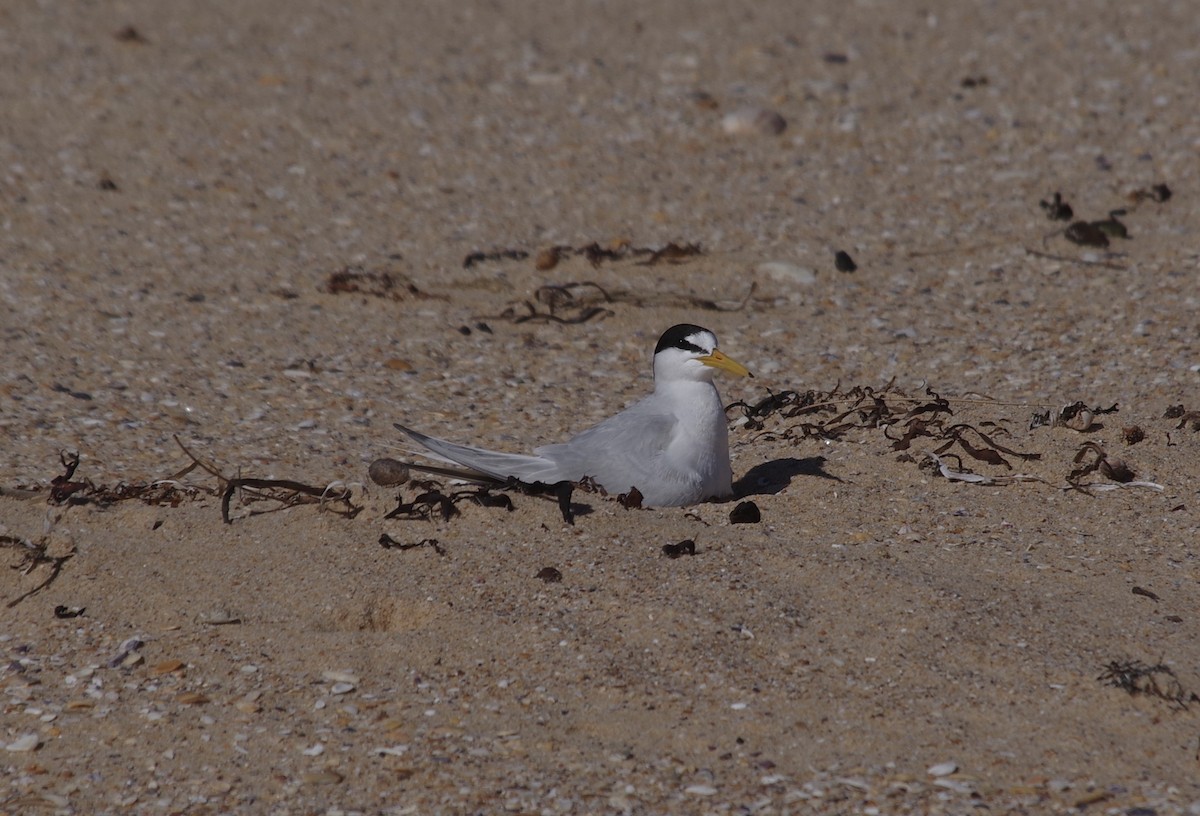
left=1122, top=425, right=1146, bottom=445
left=834, top=250, right=858, bottom=272
left=534, top=247, right=561, bottom=271
left=536, top=567, right=563, bottom=583
left=730, top=501, right=761, bottom=524
left=685, top=784, right=718, bottom=796
left=369, top=458, right=411, bottom=487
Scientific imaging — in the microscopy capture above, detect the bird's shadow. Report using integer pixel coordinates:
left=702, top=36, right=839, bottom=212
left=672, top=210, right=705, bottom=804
left=733, top=456, right=839, bottom=499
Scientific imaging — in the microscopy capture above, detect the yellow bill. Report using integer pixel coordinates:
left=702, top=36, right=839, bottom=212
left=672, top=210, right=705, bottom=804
left=699, top=349, right=753, bottom=378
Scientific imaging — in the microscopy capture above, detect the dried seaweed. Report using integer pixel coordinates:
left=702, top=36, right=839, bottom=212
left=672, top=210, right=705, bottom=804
left=493, top=278, right=754, bottom=325
left=931, top=424, right=1041, bottom=469
left=662, top=540, right=697, bottom=559
left=1131, top=586, right=1160, bottom=602
left=637, top=242, right=704, bottom=266
left=2, top=534, right=76, bottom=609
left=1030, top=401, right=1118, bottom=431
left=725, top=384, right=1030, bottom=468
left=1127, top=183, right=1172, bottom=204
left=1163, top=404, right=1200, bottom=431
left=1063, top=221, right=1110, bottom=247
left=1039, top=192, right=1074, bottom=221
left=728, top=382, right=905, bottom=438
left=500, top=281, right=616, bottom=324
left=1068, top=442, right=1135, bottom=486
left=463, top=248, right=529, bottom=268
left=1099, top=660, right=1198, bottom=711
left=220, top=477, right=360, bottom=523
left=379, top=534, right=445, bottom=555
left=617, top=487, right=644, bottom=509
left=322, top=266, right=429, bottom=300
left=469, top=241, right=705, bottom=271
left=383, top=478, right=574, bottom=525
left=41, top=450, right=207, bottom=508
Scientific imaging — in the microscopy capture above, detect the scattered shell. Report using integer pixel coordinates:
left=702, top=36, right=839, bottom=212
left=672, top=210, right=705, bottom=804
left=107, top=637, right=145, bottom=668
left=368, top=458, right=411, bottom=487
left=151, top=659, right=186, bottom=676
left=176, top=692, right=210, bottom=705
left=330, top=682, right=356, bottom=695
left=5, top=734, right=41, bottom=752
left=927, top=762, right=958, bottom=777
left=322, top=669, right=360, bottom=685
left=933, top=777, right=975, bottom=794
left=301, top=769, right=344, bottom=786
left=375, top=744, right=410, bottom=757
left=196, top=609, right=242, bottom=626
left=757, top=261, right=816, bottom=286
left=65, top=699, right=95, bottom=712
left=234, top=696, right=262, bottom=714
left=721, top=107, right=787, bottom=136
left=302, top=743, right=325, bottom=756
left=685, top=784, right=718, bottom=796
left=1064, top=407, right=1095, bottom=432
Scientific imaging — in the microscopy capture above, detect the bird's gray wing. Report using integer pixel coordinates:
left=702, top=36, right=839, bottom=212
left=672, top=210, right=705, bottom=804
left=533, top=401, right=678, bottom=494
left=394, top=423, right=565, bottom=483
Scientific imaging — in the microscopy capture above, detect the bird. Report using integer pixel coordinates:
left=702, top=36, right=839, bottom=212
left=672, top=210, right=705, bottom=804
left=393, top=324, right=752, bottom=507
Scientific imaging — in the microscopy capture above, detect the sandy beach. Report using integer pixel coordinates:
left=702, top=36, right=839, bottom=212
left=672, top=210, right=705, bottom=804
left=3, top=1, right=1200, bottom=812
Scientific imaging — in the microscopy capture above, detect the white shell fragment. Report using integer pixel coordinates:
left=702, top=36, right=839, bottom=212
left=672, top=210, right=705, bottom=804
left=5, top=733, right=41, bottom=752
left=722, top=106, right=787, bottom=136
left=757, top=261, right=816, bottom=286
left=927, top=761, right=958, bottom=777
left=322, top=670, right=360, bottom=685
left=374, top=744, right=410, bottom=757
left=196, top=609, right=242, bottom=625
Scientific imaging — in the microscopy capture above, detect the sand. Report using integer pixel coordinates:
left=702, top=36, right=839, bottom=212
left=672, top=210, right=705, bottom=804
left=3, top=1, right=1200, bottom=813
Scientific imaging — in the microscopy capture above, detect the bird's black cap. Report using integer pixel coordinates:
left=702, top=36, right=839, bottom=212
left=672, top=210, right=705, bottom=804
left=655, top=324, right=713, bottom=355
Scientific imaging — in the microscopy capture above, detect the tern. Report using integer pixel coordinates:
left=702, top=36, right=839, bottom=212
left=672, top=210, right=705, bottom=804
left=394, top=324, right=752, bottom=507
